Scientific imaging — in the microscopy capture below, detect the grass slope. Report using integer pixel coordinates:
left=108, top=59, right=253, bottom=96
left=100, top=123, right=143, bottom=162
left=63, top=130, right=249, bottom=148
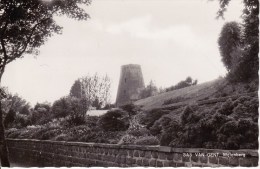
left=135, top=78, right=226, bottom=110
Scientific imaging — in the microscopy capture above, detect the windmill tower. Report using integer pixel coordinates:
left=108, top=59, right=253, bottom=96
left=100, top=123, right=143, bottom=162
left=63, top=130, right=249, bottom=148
left=116, top=64, right=145, bottom=107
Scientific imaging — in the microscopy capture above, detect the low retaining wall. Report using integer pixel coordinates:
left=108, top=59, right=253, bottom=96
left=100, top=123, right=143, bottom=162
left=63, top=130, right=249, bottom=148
left=7, top=139, right=258, bottom=167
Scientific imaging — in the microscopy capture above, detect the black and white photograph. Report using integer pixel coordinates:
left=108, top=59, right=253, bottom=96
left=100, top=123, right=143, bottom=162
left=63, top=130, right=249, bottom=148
left=0, top=0, right=258, bottom=167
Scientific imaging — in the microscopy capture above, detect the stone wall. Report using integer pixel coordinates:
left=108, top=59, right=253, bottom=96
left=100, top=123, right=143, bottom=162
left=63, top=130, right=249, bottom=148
left=7, top=139, right=258, bottom=167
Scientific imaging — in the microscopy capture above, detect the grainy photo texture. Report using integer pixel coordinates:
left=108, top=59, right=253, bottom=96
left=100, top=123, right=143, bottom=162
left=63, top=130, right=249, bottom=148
left=0, top=0, right=258, bottom=167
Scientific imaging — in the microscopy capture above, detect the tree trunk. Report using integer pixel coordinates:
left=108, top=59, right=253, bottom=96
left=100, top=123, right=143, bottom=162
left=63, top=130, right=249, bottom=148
left=0, top=102, right=10, bottom=167
left=0, top=71, right=11, bottom=167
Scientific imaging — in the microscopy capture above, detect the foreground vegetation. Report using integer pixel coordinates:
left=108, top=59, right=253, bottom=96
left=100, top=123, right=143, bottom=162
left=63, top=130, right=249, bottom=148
left=5, top=79, right=258, bottom=150
left=1, top=0, right=259, bottom=157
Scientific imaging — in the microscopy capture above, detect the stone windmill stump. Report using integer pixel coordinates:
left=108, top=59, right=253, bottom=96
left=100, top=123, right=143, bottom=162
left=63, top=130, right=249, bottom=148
left=116, top=64, right=145, bottom=107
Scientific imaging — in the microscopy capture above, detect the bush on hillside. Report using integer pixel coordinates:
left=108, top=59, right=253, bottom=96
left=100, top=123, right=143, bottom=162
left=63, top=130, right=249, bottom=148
left=51, top=97, right=72, bottom=118
left=118, top=112, right=153, bottom=145
left=216, top=98, right=234, bottom=116
left=150, top=115, right=171, bottom=136
left=98, top=109, right=129, bottom=131
left=84, top=115, right=99, bottom=128
left=14, top=113, right=31, bottom=128
left=149, top=95, right=259, bottom=149
left=120, top=103, right=141, bottom=117
left=118, top=134, right=137, bottom=145
left=139, top=80, right=158, bottom=99
left=165, top=77, right=198, bottom=92
left=31, top=102, right=52, bottom=125
left=128, top=127, right=149, bottom=137
left=139, top=108, right=170, bottom=129
left=163, top=96, right=186, bottom=105
left=134, top=136, right=159, bottom=145
left=160, top=118, right=182, bottom=146
left=181, top=105, right=201, bottom=125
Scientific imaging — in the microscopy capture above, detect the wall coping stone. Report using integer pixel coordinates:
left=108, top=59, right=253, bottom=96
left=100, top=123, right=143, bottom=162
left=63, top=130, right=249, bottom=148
left=7, top=138, right=258, bottom=157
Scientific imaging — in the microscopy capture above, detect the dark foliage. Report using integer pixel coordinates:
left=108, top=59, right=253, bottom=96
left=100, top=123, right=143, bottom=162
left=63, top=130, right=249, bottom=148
left=51, top=96, right=88, bottom=122
left=139, top=80, right=158, bottom=99
left=134, top=136, right=159, bottom=145
left=165, top=77, right=198, bottom=92
left=218, top=22, right=242, bottom=71
left=148, top=95, right=258, bottom=149
left=98, top=109, right=129, bottom=132
left=69, top=79, right=82, bottom=99
left=120, top=103, right=141, bottom=117
left=51, top=97, right=72, bottom=118
left=217, top=0, right=259, bottom=83
left=139, top=108, right=170, bottom=129
left=160, top=117, right=182, bottom=146
left=216, top=98, right=233, bottom=116
left=31, top=102, right=52, bottom=125
left=163, top=96, right=186, bottom=105
left=102, top=103, right=115, bottom=110
left=3, top=109, right=15, bottom=128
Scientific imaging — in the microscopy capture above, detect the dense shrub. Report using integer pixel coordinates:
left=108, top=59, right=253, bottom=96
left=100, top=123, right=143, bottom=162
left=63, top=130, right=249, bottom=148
left=165, top=77, right=197, bottom=92
left=5, top=90, right=258, bottom=150
left=149, top=95, right=258, bottom=149
left=118, top=134, right=137, bottom=145
left=51, top=97, right=72, bottom=118
left=139, top=80, right=158, bottom=99
left=98, top=109, right=129, bottom=131
left=31, top=102, right=52, bottom=125
left=128, top=127, right=149, bottom=137
left=134, top=136, right=159, bottom=145
left=181, top=106, right=194, bottom=124
left=4, top=109, right=16, bottom=128
left=40, top=128, right=63, bottom=140
left=150, top=116, right=171, bottom=136
left=120, top=103, right=141, bottom=117
left=79, top=130, right=125, bottom=144
left=140, top=108, right=170, bottom=129
left=163, top=96, right=185, bottom=105
left=84, top=115, right=99, bottom=128
left=14, top=113, right=31, bottom=128
left=118, top=112, right=152, bottom=145
left=5, top=128, right=19, bottom=138
left=216, top=98, right=233, bottom=116
left=161, top=118, right=182, bottom=146
left=102, top=103, right=115, bottom=110
left=55, top=134, right=70, bottom=141
left=231, top=96, right=258, bottom=121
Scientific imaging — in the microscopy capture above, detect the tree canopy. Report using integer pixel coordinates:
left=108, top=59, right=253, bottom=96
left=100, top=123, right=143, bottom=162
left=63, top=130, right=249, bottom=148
left=218, top=22, right=242, bottom=71
left=0, top=0, right=91, bottom=166
left=0, top=0, right=91, bottom=79
left=216, top=0, right=259, bottom=82
left=70, top=74, right=111, bottom=109
left=140, top=80, right=158, bottom=99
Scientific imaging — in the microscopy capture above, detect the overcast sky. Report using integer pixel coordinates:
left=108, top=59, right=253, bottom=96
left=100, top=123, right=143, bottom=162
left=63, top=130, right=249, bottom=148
left=3, top=0, right=244, bottom=106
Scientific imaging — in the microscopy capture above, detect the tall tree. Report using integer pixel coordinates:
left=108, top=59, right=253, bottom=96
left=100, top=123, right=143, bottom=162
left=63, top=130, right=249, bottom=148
left=140, top=80, right=158, bottom=99
left=70, top=79, right=83, bottom=99
left=218, top=22, right=242, bottom=71
left=0, top=0, right=91, bottom=166
left=70, top=74, right=111, bottom=109
left=216, top=0, right=259, bottom=82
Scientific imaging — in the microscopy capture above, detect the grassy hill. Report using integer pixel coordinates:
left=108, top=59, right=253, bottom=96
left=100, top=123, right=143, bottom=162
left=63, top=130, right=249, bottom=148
left=134, top=77, right=258, bottom=149
left=135, top=78, right=226, bottom=110
left=5, top=77, right=258, bottom=150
